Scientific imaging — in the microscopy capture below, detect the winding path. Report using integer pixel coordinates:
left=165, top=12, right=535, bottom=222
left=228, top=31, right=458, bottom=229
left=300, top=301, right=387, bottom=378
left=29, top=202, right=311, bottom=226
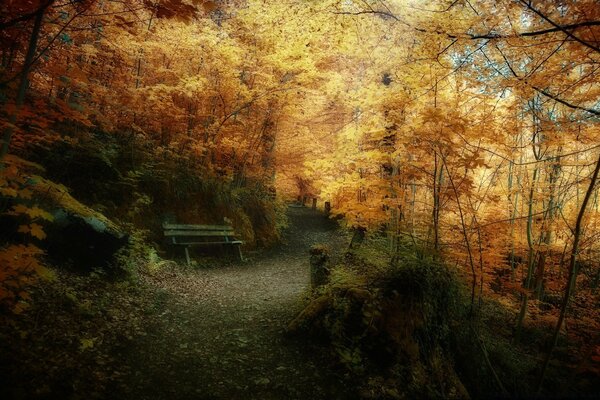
left=116, top=206, right=355, bottom=400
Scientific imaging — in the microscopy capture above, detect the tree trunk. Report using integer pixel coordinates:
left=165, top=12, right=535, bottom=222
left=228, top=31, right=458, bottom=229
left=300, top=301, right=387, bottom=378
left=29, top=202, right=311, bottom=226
left=507, top=160, right=517, bottom=278
left=534, top=152, right=561, bottom=299
left=431, top=152, right=443, bottom=252
left=537, top=152, right=600, bottom=393
left=508, top=130, right=524, bottom=282
left=0, top=8, right=45, bottom=162
left=515, top=165, right=539, bottom=341
left=442, top=157, right=476, bottom=314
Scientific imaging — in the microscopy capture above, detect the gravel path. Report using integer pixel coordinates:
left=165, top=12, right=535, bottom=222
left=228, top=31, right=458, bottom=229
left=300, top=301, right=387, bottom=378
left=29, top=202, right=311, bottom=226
left=116, top=206, right=355, bottom=400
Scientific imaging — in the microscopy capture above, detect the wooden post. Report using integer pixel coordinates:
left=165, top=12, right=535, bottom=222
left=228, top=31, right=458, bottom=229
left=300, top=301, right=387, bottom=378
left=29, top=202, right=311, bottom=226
left=350, top=227, right=366, bottom=249
left=324, top=201, right=331, bottom=216
left=312, top=198, right=317, bottom=210
left=310, top=245, right=330, bottom=289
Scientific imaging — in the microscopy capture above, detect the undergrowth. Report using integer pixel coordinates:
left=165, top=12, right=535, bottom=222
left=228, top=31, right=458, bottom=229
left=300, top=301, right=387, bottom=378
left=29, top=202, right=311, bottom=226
left=291, top=237, right=598, bottom=399
left=0, top=267, right=162, bottom=400
left=290, top=238, right=468, bottom=398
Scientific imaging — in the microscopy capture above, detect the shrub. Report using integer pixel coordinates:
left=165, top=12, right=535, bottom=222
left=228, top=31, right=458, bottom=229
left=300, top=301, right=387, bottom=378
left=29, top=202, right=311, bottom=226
left=290, top=239, right=469, bottom=398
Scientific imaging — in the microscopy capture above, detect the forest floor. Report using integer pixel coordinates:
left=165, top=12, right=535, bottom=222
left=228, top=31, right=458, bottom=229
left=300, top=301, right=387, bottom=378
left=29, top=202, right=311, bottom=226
left=3, top=205, right=599, bottom=399
left=113, top=206, right=356, bottom=400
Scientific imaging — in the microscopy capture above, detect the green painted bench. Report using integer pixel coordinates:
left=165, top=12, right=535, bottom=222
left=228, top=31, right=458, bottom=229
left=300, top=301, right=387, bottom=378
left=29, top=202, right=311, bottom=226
left=163, top=222, right=243, bottom=265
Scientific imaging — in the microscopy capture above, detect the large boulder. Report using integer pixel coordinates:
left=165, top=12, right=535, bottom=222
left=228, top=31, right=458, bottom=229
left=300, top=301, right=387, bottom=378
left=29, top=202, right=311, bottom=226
left=44, top=209, right=128, bottom=273
left=30, top=175, right=129, bottom=274
left=1, top=156, right=129, bottom=274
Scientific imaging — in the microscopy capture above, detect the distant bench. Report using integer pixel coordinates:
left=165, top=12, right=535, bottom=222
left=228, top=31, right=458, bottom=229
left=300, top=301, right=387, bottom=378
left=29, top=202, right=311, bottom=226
left=163, top=222, right=244, bottom=265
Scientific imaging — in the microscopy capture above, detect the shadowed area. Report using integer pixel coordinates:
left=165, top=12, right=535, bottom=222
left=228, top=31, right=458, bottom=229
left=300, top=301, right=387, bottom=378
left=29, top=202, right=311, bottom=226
left=114, top=206, right=354, bottom=400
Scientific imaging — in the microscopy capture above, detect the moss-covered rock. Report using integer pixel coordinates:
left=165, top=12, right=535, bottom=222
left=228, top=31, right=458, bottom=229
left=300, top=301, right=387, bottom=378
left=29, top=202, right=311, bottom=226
left=1, top=157, right=128, bottom=274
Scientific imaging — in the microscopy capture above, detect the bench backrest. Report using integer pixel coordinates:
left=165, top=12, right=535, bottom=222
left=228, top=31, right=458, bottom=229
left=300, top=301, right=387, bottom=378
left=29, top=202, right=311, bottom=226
left=163, top=223, right=235, bottom=238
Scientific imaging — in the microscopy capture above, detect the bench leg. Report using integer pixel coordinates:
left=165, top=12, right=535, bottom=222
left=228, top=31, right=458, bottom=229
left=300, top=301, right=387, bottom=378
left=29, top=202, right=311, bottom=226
left=236, top=244, right=244, bottom=262
left=184, top=246, right=191, bottom=266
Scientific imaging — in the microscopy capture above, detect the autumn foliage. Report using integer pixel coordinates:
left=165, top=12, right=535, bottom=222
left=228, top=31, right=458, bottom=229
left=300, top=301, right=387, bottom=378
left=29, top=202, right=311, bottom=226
left=1, top=0, right=600, bottom=397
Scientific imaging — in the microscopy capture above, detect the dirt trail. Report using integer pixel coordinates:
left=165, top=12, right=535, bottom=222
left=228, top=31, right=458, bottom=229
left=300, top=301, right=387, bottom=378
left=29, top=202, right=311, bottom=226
left=116, top=206, right=355, bottom=400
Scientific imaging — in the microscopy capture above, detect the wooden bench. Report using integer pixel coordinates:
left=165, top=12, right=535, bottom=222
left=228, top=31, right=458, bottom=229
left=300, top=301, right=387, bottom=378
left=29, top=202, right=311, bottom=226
left=163, top=222, right=244, bottom=265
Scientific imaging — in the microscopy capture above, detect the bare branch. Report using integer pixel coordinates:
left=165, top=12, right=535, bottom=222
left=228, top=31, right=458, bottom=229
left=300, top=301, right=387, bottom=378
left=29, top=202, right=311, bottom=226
left=0, top=1, right=55, bottom=30
left=519, top=0, right=600, bottom=54
left=521, top=20, right=600, bottom=37
left=333, top=6, right=600, bottom=45
left=532, top=86, right=600, bottom=117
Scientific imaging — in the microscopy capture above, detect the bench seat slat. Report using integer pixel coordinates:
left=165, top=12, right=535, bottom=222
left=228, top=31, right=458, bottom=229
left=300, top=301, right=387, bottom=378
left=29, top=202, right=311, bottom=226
left=163, top=223, right=234, bottom=231
left=164, top=230, right=236, bottom=237
left=174, top=240, right=243, bottom=246
left=165, top=229, right=235, bottom=234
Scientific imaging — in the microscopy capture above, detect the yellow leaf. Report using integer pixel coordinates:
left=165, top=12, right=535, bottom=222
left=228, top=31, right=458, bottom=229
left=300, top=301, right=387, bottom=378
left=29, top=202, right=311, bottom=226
left=79, top=338, right=95, bottom=351
left=18, top=225, right=31, bottom=234
left=9, top=205, right=53, bottom=221
left=35, top=265, right=56, bottom=281
left=0, top=187, right=18, bottom=197
left=10, top=204, right=29, bottom=216
left=29, top=206, right=53, bottom=222
left=30, top=223, right=46, bottom=240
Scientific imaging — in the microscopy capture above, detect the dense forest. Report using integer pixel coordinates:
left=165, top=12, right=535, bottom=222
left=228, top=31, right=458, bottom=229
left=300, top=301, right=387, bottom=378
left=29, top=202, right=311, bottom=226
left=1, top=0, right=599, bottom=399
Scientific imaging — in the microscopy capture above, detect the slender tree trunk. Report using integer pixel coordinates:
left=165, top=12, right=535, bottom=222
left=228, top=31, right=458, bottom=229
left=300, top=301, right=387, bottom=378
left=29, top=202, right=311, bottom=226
left=515, top=165, right=539, bottom=341
left=508, top=130, right=525, bottom=281
left=431, top=152, right=443, bottom=252
left=508, top=160, right=515, bottom=258
left=389, top=162, right=400, bottom=254
left=442, top=156, right=476, bottom=314
left=537, top=152, right=600, bottom=393
left=0, top=8, right=45, bottom=162
left=534, top=153, right=561, bottom=299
